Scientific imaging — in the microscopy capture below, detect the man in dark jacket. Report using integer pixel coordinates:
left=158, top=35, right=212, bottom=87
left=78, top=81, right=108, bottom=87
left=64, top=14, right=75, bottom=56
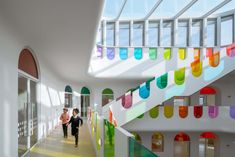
left=67, top=108, right=83, bottom=147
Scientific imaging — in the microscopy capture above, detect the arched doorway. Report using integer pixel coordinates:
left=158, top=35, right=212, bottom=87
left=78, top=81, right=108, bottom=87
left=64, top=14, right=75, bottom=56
left=81, top=87, right=90, bottom=117
left=152, top=132, right=164, bottom=152
left=199, top=86, right=217, bottom=106
left=65, top=85, right=73, bottom=108
left=174, top=132, right=190, bottom=157
left=102, top=88, right=114, bottom=106
left=199, top=132, right=218, bottom=157
left=18, top=48, right=39, bottom=157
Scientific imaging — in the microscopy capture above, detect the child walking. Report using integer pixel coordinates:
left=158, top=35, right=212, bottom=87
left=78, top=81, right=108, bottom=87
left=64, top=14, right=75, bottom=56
left=60, top=108, right=70, bottom=138
left=67, top=108, right=83, bottom=147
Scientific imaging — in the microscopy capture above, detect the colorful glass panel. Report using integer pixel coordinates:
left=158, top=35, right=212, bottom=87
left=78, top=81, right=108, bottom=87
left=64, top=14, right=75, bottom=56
left=107, top=48, right=115, bottom=60
left=164, top=105, right=174, bottom=119
left=119, top=48, right=128, bottom=60
left=164, top=48, right=171, bottom=60
left=174, top=68, right=186, bottom=85
left=179, top=106, right=188, bottom=119
left=178, top=48, right=186, bottom=60
left=134, top=48, right=143, bottom=60
left=194, top=106, right=203, bottom=118
left=149, top=106, right=159, bottom=119
left=149, top=48, right=157, bottom=60
left=208, top=106, right=219, bottom=118
left=156, top=73, right=168, bottom=89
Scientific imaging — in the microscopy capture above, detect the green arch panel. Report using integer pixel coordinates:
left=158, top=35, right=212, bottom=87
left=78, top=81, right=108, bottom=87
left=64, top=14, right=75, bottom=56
left=81, top=87, right=90, bottom=94
left=149, top=106, right=159, bottom=118
left=137, top=113, right=144, bottom=119
left=156, top=73, right=168, bottom=89
left=164, top=48, right=171, bottom=60
left=174, top=68, right=186, bottom=85
left=149, top=48, right=157, bottom=60
left=65, top=85, right=73, bottom=93
left=102, top=88, right=114, bottom=95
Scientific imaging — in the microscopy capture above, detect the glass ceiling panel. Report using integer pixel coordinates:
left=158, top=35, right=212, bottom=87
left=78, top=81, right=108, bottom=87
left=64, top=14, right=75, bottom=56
left=149, top=0, right=192, bottom=19
left=119, top=0, right=157, bottom=19
left=180, top=0, right=225, bottom=18
left=212, top=0, right=235, bottom=15
left=103, top=0, right=125, bottom=19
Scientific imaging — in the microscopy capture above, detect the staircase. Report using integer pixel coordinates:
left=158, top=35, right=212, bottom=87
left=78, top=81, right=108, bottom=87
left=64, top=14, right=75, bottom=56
left=103, top=44, right=235, bottom=127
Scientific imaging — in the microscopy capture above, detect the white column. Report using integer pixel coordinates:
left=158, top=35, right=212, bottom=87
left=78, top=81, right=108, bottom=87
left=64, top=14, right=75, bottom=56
left=233, top=13, right=235, bottom=42
left=130, top=20, right=133, bottom=46
left=159, top=19, right=163, bottom=47
left=115, top=21, right=119, bottom=46
left=202, top=18, right=207, bottom=47
left=216, top=17, right=221, bottom=47
left=144, top=20, right=149, bottom=47
left=102, top=20, right=107, bottom=46
left=173, top=19, right=178, bottom=47
left=188, top=18, right=192, bottom=47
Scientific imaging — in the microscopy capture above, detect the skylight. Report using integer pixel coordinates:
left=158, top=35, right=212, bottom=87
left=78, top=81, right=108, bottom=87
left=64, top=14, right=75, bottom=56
left=102, top=0, right=234, bottom=20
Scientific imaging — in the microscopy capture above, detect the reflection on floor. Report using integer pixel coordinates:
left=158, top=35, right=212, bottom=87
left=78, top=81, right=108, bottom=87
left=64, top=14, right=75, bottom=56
left=30, top=122, right=96, bottom=157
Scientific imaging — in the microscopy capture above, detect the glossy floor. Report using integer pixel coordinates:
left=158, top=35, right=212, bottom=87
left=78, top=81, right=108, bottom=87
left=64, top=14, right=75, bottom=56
left=30, top=123, right=96, bottom=157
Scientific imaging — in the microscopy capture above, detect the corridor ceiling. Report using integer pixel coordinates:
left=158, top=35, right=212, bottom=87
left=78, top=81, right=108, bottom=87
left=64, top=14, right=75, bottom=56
left=0, top=0, right=114, bottom=83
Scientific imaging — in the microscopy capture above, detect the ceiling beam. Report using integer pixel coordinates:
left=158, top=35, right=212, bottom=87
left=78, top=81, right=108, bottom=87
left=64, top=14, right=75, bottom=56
left=201, top=0, right=232, bottom=18
left=113, top=0, right=128, bottom=21
left=141, top=0, right=164, bottom=20
left=173, top=0, right=198, bottom=19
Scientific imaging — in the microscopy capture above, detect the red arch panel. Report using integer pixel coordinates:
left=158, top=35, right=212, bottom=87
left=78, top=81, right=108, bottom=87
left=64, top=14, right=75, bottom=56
left=18, top=49, right=38, bottom=78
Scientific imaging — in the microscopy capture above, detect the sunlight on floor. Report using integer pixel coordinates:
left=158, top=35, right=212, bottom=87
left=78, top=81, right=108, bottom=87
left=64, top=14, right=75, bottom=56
left=30, top=123, right=96, bottom=157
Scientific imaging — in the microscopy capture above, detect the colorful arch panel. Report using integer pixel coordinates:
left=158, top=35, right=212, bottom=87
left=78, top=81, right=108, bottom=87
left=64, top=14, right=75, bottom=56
left=200, top=132, right=217, bottom=139
left=164, top=48, right=171, bottom=60
left=208, top=106, right=219, bottom=119
left=97, top=45, right=103, bottom=58
left=191, top=60, right=203, bottom=77
left=149, top=106, right=159, bottom=119
left=18, top=49, right=39, bottom=79
left=206, top=48, right=220, bottom=67
left=134, top=48, right=143, bottom=60
left=65, top=85, right=73, bottom=93
left=194, top=106, right=203, bottom=118
left=81, top=87, right=90, bottom=94
left=102, top=88, right=114, bottom=95
left=124, top=92, right=132, bottom=109
left=230, top=106, right=235, bottom=119
left=164, top=105, right=174, bottom=118
left=174, top=68, right=186, bottom=85
left=226, top=43, right=235, bottom=57
left=119, top=48, right=128, bottom=60
left=200, top=86, right=217, bottom=95
left=137, top=113, right=144, bottom=119
left=174, top=132, right=190, bottom=141
left=149, top=48, right=157, bottom=60
left=178, top=48, right=186, bottom=60
left=139, top=78, right=154, bottom=99
left=156, top=73, right=168, bottom=89
left=107, top=48, right=115, bottom=60
left=179, top=106, right=188, bottom=119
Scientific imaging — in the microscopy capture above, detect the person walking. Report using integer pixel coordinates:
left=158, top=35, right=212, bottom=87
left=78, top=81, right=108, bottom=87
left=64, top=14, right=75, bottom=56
left=60, top=108, right=70, bottom=138
left=67, top=108, right=83, bottom=147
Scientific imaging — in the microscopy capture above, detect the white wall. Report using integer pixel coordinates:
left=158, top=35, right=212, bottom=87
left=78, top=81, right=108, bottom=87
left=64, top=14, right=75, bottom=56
left=0, top=13, right=72, bottom=156
left=135, top=131, right=234, bottom=157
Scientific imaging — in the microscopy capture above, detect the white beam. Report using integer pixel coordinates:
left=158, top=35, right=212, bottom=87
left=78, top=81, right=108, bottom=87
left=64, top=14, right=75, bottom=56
left=142, top=0, right=164, bottom=20
left=173, top=0, right=198, bottom=19
left=201, top=0, right=232, bottom=18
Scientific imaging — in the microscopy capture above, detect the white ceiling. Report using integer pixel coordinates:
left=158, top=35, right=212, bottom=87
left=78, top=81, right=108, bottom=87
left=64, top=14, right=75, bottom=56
left=0, top=0, right=129, bottom=83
